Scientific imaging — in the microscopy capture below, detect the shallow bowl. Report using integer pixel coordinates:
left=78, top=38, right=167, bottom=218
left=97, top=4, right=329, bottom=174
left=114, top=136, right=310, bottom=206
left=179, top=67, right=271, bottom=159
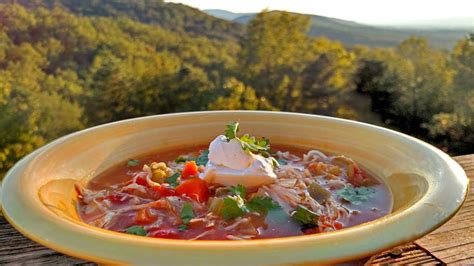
left=0, top=111, right=468, bottom=265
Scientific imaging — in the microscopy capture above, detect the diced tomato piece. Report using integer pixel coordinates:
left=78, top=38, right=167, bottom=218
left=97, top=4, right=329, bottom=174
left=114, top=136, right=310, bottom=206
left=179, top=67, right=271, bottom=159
left=175, top=178, right=209, bottom=202
left=353, top=165, right=363, bottom=178
left=334, top=221, right=344, bottom=230
left=135, top=208, right=157, bottom=224
left=151, top=184, right=177, bottom=197
left=149, top=199, right=171, bottom=209
left=181, top=161, right=199, bottom=180
left=136, top=176, right=148, bottom=186
left=148, top=228, right=180, bottom=239
left=349, top=165, right=372, bottom=187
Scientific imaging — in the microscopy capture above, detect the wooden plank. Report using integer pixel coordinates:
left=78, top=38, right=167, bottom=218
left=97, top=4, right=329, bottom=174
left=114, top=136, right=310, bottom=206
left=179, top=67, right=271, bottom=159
left=368, top=244, right=441, bottom=265
left=413, top=155, right=474, bottom=264
left=0, top=216, right=93, bottom=265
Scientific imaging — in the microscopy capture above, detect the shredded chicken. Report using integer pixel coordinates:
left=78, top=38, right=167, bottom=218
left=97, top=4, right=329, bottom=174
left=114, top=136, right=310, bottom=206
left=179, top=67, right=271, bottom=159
left=224, top=218, right=249, bottom=230
left=226, top=234, right=254, bottom=240
left=190, top=230, right=213, bottom=240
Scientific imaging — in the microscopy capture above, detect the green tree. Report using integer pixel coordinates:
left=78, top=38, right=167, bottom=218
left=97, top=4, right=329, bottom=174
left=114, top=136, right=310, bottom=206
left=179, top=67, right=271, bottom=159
left=395, top=37, right=454, bottom=132
left=296, top=38, right=356, bottom=115
left=0, top=46, right=83, bottom=176
left=240, top=10, right=311, bottom=110
left=355, top=38, right=454, bottom=136
left=425, top=35, right=474, bottom=153
left=208, top=77, right=273, bottom=110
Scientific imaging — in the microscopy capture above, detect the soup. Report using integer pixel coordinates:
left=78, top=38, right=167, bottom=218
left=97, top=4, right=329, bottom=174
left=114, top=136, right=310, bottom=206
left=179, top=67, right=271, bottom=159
left=76, top=122, right=392, bottom=240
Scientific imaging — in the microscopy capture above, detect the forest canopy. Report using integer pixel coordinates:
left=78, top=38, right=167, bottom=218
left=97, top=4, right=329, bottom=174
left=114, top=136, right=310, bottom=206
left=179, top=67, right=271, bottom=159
left=0, top=1, right=473, bottom=178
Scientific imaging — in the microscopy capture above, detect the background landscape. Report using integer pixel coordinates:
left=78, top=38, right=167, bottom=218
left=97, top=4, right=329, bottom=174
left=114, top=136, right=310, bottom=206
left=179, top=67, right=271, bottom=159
left=0, top=0, right=472, bottom=178
left=204, top=9, right=470, bottom=48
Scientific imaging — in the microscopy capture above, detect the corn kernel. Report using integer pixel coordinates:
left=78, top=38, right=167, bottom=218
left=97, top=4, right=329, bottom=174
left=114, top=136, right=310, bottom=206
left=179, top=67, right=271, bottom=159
left=149, top=162, right=172, bottom=183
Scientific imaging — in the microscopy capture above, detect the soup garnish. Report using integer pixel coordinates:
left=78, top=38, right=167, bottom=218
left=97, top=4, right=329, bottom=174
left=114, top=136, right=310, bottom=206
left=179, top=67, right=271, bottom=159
left=76, top=122, right=391, bottom=240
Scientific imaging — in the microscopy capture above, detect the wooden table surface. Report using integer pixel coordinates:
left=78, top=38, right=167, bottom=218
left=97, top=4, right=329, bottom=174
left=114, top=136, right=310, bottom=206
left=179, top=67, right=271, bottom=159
left=0, top=154, right=472, bottom=265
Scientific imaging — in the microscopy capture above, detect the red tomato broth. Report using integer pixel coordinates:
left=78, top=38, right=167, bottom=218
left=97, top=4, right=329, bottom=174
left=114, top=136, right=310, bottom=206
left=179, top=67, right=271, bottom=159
left=77, top=144, right=392, bottom=240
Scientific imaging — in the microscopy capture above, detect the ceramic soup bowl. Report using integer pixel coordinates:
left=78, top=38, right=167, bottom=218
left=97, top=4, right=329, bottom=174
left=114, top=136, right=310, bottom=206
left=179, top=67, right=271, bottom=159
left=1, top=111, right=468, bottom=265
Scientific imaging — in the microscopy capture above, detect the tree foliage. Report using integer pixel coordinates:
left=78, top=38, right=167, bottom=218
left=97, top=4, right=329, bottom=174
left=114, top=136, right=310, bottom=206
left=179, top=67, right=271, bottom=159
left=0, top=0, right=244, bottom=41
left=0, top=2, right=472, bottom=178
left=356, top=35, right=473, bottom=153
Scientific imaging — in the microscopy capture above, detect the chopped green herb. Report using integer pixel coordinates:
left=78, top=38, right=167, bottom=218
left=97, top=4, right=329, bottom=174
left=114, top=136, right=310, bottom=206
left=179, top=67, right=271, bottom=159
left=180, top=202, right=195, bottom=224
left=174, top=157, right=187, bottom=163
left=291, top=205, right=319, bottom=227
left=174, top=152, right=207, bottom=165
left=239, top=134, right=271, bottom=156
left=165, top=172, right=180, bottom=187
left=336, top=186, right=376, bottom=205
left=221, top=196, right=248, bottom=220
left=177, top=202, right=194, bottom=232
left=229, top=184, right=246, bottom=198
left=196, top=149, right=209, bottom=166
left=223, top=122, right=275, bottom=163
left=225, top=121, right=240, bottom=140
left=219, top=185, right=280, bottom=220
left=247, top=196, right=281, bottom=214
left=177, top=225, right=188, bottom=232
left=125, top=225, right=146, bottom=236
left=276, top=158, right=287, bottom=165
left=127, top=159, right=140, bottom=167
left=270, top=157, right=280, bottom=168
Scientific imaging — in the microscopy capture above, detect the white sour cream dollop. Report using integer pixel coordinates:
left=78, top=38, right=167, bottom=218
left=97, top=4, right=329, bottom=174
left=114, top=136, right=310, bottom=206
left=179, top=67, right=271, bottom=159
left=201, top=135, right=277, bottom=188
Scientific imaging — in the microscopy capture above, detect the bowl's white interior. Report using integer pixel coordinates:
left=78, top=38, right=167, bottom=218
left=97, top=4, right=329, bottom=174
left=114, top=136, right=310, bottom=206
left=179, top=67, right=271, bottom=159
left=1, top=111, right=468, bottom=265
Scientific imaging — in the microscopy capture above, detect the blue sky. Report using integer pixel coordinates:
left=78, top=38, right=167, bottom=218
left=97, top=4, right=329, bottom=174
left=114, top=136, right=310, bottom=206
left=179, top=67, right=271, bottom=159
left=166, top=0, right=474, bottom=24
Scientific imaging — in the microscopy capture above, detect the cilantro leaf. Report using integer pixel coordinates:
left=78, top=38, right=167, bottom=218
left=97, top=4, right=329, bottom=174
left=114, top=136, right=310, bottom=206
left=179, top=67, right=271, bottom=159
left=175, top=151, right=208, bottom=166
left=174, top=157, right=187, bottom=163
left=225, top=121, right=240, bottom=140
left=125, top=225, right=146, bottom=236
left=270, top=157, right=280, bottom=168
left=229, top=184, right=246, bottom=198
left=247, top=196, right=281, bottom=214
left=222, top=123, right=278, bottom=168
left=165, top=172, right=180, bottom=187
left=336, top=186, right=376, bottom=205
left=180, top=202, right=195, bottom=224
left=221, top=196, right=248, bottom=220
left=218, top=188, right=281, bottom=220
left=174, top=155, right=198, bottom=164
left=276, top=158, right=287, bottom=165
left=239, top=134, right=270, bottom=155
left=127, top=159, right=140, bottom=167
left=177, top=225, right=188, bottom=232
left=196, top=150, right=209, bottom=166
left=291, top=205, right=319, bottom=227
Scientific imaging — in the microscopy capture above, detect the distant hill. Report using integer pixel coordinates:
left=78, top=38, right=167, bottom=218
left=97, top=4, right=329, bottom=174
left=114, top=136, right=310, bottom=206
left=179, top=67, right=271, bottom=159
left=379, top=17, right=474, bottom=30
left=0, top=0, right=244, bottom=41
left=204, top=9, right=253, bottom=21
left=205, top=9, right=471, bottom=48
left=2, top=1, right=469, bottom=48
